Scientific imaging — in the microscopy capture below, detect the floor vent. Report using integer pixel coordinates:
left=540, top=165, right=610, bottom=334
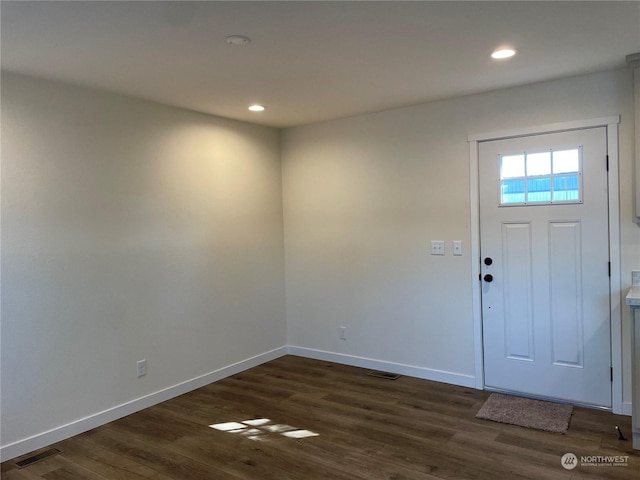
left=15, top=448, right=61, bottom=468
left=368, top=371, right=401, bottom=380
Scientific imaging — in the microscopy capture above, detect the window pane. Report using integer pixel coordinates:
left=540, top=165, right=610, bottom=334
left=501, top=179, right=525, bottom=204
left=553, top=149, right=579, bottom=174
left=526, top=152, right=551, bottom=176
left=526, top=177, right=551, bottom=202
left=498, top=148, right=581, bottom=206
left=500, top=154, right=525, bottom=179
left=553, top=175, right=580, bottom=201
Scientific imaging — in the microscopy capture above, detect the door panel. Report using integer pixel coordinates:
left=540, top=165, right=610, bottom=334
left=549, top=221, right=583, bottom=368
left=501, top=222, right=534, bottom=361
left=479, top=127, right=611, bottom=408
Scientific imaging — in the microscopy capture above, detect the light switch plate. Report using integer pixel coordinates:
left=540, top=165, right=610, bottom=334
left=453, top=240, right=462, bottom=256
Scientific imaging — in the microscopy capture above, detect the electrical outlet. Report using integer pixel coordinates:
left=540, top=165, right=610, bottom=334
left=430, top=240, right=445, bottom=255
left=136, top=359, right=146, bottom=378
left=453, top=240, right=462, bottom=256
left=339, top=326, right=347, bottom=340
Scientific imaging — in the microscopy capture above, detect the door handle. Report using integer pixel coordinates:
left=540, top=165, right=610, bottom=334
left=483, top=274, right=494, bottom=283
left=484, top=257, right=493, bottom=266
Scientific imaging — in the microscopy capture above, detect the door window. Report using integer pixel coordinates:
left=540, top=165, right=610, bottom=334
left=500, top=148, right=581, bottom=205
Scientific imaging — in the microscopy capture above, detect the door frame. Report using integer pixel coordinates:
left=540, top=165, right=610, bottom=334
left=468, top=116, right=623, bottom=414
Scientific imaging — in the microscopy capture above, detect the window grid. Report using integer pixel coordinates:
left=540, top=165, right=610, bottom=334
left=499, top=147, right=582, bottom=206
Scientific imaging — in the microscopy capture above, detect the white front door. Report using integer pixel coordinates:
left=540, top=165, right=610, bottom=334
left=479, top=127, right=611, bottom=408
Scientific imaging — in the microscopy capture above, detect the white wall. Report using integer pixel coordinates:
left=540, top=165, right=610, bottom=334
left=0, top=73, right=286, bottom=452
left=282, top=69, right=639, bottom=402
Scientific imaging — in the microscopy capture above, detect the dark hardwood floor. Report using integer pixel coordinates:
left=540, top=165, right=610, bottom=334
left=2, top=355, right=638, bottom=479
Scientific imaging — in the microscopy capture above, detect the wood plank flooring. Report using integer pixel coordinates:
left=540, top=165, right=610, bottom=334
left=2, top=355, right=638, bottom=479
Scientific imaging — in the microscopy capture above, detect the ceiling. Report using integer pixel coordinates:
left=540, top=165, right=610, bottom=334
left=2, top=1, right=639, bottom=128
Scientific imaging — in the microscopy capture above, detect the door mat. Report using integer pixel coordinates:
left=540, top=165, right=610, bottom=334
left=476, top=393, right=573, bottom=433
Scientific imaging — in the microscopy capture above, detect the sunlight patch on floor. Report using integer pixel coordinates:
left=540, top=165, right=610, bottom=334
left=209, top=418, right=319, bottom=442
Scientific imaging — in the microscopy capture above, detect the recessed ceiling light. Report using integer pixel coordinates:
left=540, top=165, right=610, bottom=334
left=248, top=105, right=266, bottom=112
left=491, top=48, right=516, bottom=59
left=226, top=35, right=251, bottom=46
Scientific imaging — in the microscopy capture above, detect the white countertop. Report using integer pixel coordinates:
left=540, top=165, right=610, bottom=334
left=627, top=286, right=640, bottom=306
left=627, top=271, right=640, bottom=306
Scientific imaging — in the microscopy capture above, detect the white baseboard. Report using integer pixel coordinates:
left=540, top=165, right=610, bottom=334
left=5, top=345, right=618, bottom=462
left=286, top=346, right=477, bottom=388
left=622, top=401, right=633, bottom=416
left=0, top=346, right=288, bottom=462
